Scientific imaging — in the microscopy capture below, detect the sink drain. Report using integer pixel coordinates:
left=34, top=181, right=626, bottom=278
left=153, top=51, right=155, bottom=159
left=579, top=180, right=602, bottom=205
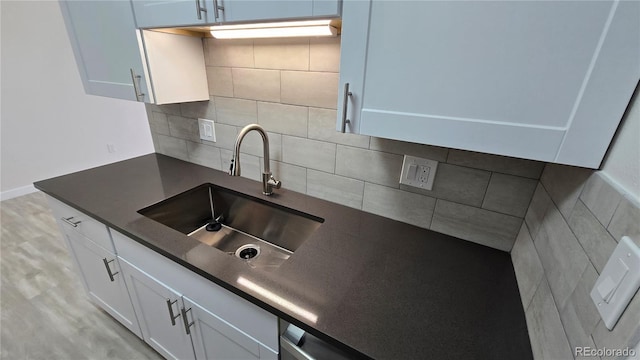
left=235, top=244, right=260, bottom=260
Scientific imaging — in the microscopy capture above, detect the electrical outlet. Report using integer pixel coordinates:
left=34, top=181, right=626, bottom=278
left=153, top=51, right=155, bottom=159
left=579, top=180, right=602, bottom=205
left=399, top=155, right=438, bottom=190
left=198, top=118, right=216, bottom=142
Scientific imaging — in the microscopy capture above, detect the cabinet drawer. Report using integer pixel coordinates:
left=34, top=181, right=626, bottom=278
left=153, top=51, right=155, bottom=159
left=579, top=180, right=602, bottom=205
left=46, top=196, right=114, bottom=252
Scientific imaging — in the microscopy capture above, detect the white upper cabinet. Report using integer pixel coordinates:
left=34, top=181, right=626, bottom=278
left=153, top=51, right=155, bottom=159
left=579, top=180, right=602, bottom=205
left=216, top=0, right=341, bottom=23
left=60, top=0, right=151, bottom=102
left=60, top=0, right=209, bottom=104
left=131, top=0, right=216, bottom=28
left=133, top=0, right=341, bottom=27
left=215, top=0, right=312, bottom=23
left=338, top=0, right=640, bottom=168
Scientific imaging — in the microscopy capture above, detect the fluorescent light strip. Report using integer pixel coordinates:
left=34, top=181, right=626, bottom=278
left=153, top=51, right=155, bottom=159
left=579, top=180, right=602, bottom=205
left=210, top=19, right=337, bottom=39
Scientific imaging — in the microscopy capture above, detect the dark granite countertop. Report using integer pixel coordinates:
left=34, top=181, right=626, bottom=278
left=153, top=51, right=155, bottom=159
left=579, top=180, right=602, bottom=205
left=34, top=154, right=532, bottom=360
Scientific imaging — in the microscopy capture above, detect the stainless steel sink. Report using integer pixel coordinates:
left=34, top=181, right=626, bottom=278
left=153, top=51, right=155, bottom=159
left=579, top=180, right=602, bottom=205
left=138, top=184, right=324, bottom=268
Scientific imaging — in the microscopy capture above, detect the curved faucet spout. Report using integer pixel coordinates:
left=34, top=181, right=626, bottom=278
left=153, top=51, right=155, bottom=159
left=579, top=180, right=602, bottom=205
left=229, top=124, right=281, bottom=195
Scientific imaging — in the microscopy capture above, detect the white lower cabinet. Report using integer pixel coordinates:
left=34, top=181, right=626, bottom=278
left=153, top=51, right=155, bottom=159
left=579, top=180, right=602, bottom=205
left=186, top=296, right=277, bottom=360
left=112, top=229, right=279, bottom=360
left=65, top=231, right=142, bottom=338
left=119, top=258, right=196, bottom=360
left=47, top=196, right=142, bottom=338
left=48, top=193, right=280, bottom=360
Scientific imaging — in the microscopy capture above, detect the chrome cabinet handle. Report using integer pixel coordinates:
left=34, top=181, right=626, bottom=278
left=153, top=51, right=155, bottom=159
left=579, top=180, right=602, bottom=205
left=61, top=217, right=81, bottom=227
left=130, top=68, right=144, bottom=102
left=340, top=83, right=353, bottom=133
left=195, top=0, right=207, bottom=20
left=181, top=307, right=194, bottom=335
left=166, top=299, right=181, bottom=326
left=102, top=258, right=119, bottom=282
left=280, top=336, right=314, bottom=360
left=213, top=0, right=223, bottom=20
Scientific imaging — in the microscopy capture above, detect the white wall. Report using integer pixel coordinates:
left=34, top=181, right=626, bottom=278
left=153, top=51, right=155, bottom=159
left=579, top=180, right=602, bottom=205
left=602, top=92, right=640, bottom=201
left=0, top=1, right=154, bottom=200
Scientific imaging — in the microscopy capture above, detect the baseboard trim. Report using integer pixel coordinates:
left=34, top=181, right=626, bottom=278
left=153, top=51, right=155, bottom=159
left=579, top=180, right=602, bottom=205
left=1, top=184, right=37, bottom=201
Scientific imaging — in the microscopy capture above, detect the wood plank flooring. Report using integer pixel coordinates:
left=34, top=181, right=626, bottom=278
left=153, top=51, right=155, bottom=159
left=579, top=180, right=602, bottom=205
left=1, top=191, right=163, bottom=360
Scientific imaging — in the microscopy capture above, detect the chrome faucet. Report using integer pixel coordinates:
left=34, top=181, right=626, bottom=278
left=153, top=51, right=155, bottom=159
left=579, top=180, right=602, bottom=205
left=229, top=124, right=281, bottom=195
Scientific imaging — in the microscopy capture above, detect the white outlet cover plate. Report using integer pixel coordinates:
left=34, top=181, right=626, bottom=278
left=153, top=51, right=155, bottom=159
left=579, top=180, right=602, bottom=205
left=198, top=118, right=216, bottom=142
left=590, top=236, right=640, bottom=330
left=399, top=155, right=438, bottom=190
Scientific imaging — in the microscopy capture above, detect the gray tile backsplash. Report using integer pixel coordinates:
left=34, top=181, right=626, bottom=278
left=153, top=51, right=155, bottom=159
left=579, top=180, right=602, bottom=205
left=525, top=279, right=574, bottom=360
left=154, top=134, right=188, bottom=161
left=362, top=182, right=435, bottom=229
left=257, top=102, right=308, bottom=137
left=540, top=163, right=592, bottom=219
left=335, top=145, right=403, bottom=188
left=282, top=136, right=336, bottom=173
left=482, top=173, right=538, bottom=217
left=524, top=183, right=554, bottom=241
left=214, top=97, right=257, bottom=126
left=511, top=223, right=545, bottom=310
left=308, top=170, right=364, bottom=209
left=167, top=115, right=200, bottom=142
left=400, top=163, right=491, bottom=207
left=607, top=196, right=640, bottom=245
left=535, top=205, right=589, bottom=309
left=446, top=149, right=546, bottom=179
left=431, top=199, right=522, bottom=251
left=568, top=200, right=618, bottom=273
left=512, top=165, right=640, bottom=359
left=559, top=264, right=600, bottom=353
left=148, top=112, right=170, bottom=135
left=147, top=36, right=547, bottom=251
left=232, top=68, right=281, bottom=102
left=579, top=172, right=623, bottom=227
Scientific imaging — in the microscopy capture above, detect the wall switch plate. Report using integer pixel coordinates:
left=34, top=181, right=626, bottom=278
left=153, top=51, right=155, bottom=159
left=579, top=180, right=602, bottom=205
left=198, top=118, right=216, bottom=142
left=590, top=236, right=640, bottom=330
left=399, top=155, right=438, bottom=190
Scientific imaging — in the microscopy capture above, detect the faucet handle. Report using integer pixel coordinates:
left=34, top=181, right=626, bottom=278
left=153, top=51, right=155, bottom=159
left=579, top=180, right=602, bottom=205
left=268, top=175, right=281, bottom=189
left=228, top=159, right=234, bottom=175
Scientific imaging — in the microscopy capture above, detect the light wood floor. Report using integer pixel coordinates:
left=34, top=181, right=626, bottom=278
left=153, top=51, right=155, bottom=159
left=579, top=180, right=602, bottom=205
left=1, top=192, right=163, bottom=360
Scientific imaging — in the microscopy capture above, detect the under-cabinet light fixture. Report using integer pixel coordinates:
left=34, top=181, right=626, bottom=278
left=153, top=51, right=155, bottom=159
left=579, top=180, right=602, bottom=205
left=210, top=19, right=337, bottom=39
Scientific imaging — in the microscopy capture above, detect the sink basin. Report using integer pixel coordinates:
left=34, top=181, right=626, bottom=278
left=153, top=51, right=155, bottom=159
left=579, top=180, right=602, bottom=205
left=138, top=183, right=324, bottom=268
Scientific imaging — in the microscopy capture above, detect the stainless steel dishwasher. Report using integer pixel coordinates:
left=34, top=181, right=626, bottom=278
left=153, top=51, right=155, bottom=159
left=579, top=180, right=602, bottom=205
left=279, top=320, right=354, bottom=360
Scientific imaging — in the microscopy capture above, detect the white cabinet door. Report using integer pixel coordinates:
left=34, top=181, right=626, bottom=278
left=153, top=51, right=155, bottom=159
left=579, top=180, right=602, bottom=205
left=134, top=0, right=340, bottom=25
left=216, top=0, right=339, bottom=23
left=60, top=0, right=210, bottom=104
left=185, top=296, right=278, bottom=360
left=217, top=0, right=312, bottom=23
left=131, top=0, right=216, bottom=28
left=119, top=258, right=196, bottom=360
left=338, top=0, right=640, bottom=168
left=140, top=30, right=209, bottom=104
left=64, top=230, right=142, bottom=338
left=59, top=0, right=151, bottom=102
